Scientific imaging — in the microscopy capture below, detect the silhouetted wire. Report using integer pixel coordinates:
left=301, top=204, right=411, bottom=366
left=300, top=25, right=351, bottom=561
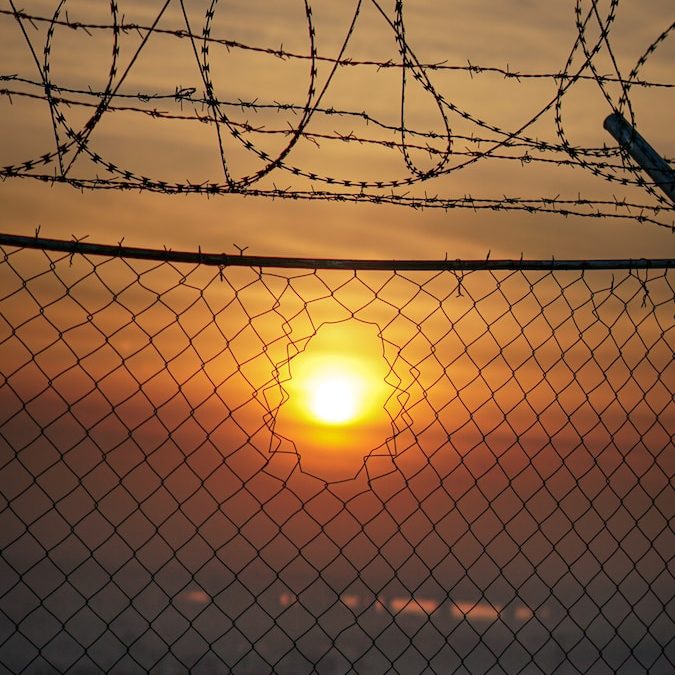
left=0, top=2, right=674, bottom=671
left=0, top=238, right=673, bottom=673
left=1, top=1, right=673, bottom=228
left=1, top=232, right=673, bottom=271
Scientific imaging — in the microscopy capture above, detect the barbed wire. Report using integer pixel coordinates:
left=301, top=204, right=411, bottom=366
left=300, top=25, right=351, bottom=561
left=1, top=1, right=673, bottom=229
left=1, top=7, right=673, bottom=88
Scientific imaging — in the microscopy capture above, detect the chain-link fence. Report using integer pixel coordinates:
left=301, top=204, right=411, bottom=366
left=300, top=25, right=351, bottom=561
left=1, top=238, right=673, bottom=673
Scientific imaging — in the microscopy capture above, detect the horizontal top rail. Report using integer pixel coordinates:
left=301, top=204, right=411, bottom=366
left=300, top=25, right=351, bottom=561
left=1, top=233, right=673, bottom=271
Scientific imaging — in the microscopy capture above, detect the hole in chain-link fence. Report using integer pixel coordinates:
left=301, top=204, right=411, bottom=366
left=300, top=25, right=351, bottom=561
left=0, top=241, right=673, bottom=673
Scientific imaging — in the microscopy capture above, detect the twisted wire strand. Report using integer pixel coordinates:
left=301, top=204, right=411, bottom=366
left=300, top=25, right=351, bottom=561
left=0, top=239, right=672, bottom=673
left=1, top=1, right=672, bottom=228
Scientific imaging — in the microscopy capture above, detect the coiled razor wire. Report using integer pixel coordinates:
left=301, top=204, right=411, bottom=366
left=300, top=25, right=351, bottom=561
left=0, top=1, right=673, bottom=228
left=0, top=235, right=673, bottom=673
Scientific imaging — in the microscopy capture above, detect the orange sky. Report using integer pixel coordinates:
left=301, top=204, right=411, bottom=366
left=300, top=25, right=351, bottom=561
left=0, top=1, right=672, bottom=488
left=0, top=0, right=673, bottom=261
left=0, top=3, right=673, bottom=660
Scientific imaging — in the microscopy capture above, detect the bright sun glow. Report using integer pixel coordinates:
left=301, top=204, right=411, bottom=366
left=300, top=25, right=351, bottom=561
left=308, top=373, right=362, bottom=424
left=275, top=323, right=392, bottom=442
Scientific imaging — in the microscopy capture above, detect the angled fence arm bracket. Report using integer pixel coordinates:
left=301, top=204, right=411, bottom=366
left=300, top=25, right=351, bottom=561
left=604, top=112, right=675, bottom=204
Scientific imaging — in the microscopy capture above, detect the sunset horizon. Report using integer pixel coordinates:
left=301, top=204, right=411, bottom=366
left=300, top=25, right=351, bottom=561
left=1, top=1, right=673, bottom=673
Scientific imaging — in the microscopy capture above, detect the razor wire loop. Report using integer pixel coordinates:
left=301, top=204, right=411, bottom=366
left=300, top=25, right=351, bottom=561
left=0, top=1, right=673, bottom=228
left=0, top=238, right=673, bottom=673
left=553, top=1, right=673, bottom=207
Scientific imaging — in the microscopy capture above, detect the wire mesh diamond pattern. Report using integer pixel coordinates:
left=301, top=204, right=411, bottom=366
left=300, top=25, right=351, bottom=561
left=0, top=244, right=673, bottom=673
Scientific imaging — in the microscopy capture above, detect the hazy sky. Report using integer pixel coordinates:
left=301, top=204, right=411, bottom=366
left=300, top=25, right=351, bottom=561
left=1, top=5, right=673, bottom=672
left=1, top=0, right=673, bottom=260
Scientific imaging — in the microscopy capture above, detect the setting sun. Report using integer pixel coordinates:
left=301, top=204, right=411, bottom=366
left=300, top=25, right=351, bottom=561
left=273, top=322, right=392, bottom=430
left=269, top=322, right=395, bottom=480
left=307, top=370, right=364, bottom=425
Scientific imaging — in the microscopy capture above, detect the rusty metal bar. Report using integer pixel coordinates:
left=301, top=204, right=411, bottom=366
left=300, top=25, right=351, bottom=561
left=0, top=233, right=673, bottom=271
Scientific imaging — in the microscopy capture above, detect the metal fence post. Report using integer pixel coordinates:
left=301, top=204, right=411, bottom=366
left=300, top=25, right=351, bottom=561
left=604, top=112, right=675, bottom=203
